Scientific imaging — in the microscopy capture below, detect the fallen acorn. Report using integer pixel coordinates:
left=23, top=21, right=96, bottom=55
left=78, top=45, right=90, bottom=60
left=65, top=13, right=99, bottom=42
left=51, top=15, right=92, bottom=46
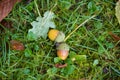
left=57, top=43, right=69, bottom=60
left=48, top=29, right=65, bottom=42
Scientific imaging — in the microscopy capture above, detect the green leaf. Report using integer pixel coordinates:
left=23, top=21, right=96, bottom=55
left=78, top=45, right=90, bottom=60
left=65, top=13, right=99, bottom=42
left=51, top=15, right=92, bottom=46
left=94, top=21, right=102, bottom=29
left=88, top=1, right=101, bottom=14
left=24, top=48, right=32, bottom=57
left=23, top=68, right=30, bottom=74
left=115, top=1, right=120, bottom=24
left=105, top=42, right=114, bottom=49
left=65, top=58, right=73, bottom=65
left=34, top=44, right=39, bottom=51
left=47, top=67, right=58, bottom=76
left=69, top=51, right=76, bottom=58
left=71, top=55, right=87, bottom=62
left=64, top=65, right=75, bottom=75
left=93, top=59, right=99, bottom=66
left=59, top=0, right=72, bottom=10
left=54, top=57, right=62, bottom=63
left=25, top=2, right=34, bottom=11
left=27, top=31, right=37, bottom=41
left=28, top=11, right=56, bottom=39
left=69, top=52, right=87, bottom=62
left=98, top=47, right=104, bottom=54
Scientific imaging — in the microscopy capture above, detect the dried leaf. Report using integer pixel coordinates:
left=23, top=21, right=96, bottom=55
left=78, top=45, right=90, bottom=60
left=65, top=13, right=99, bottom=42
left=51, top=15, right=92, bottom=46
left=28, top=11, right=56, bottom=39
left=0, top=0, right=21, bottom=22
left=10, top=40, right=25, bottom=51
left=55, top=63, right=67, bottom=68
left=0, top=20, right=12, bottom=29
left=109, top=32, right=120, bottom=41
left=115, top=0, right=120, bottom=24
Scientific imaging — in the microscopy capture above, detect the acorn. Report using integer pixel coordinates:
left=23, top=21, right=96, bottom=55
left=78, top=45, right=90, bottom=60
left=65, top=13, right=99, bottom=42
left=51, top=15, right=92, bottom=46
left=57, top=43, right=69, bottom=60
left=48, top=29, right=65, bottom=42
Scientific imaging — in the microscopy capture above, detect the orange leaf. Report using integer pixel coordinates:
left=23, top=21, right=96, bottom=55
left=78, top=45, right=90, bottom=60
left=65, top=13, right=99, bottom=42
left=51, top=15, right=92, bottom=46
left=0, top=0, right=21, bottom=22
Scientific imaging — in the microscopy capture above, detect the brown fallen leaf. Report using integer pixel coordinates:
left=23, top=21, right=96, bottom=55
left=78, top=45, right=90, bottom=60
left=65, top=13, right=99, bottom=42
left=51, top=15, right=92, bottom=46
left=0, top=0, right=21, bottom=22
left=55, top=63, right=67, bottom=68
left=10, top=40, right=25, bottom=51
left=0, top=20, right=13, bottom=29
left=109, top=32, right=120, bottom=41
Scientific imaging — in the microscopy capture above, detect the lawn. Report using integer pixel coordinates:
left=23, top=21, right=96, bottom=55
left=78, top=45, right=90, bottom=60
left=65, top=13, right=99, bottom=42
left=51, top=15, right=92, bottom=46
left=0, top=0, right=120, bottom=80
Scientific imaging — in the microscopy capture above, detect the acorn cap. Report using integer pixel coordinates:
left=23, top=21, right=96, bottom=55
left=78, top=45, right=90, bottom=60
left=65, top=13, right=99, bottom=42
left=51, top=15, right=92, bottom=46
left=57, top=43, right=69, bottom=51
left=55, top=31, right=65, bottom=43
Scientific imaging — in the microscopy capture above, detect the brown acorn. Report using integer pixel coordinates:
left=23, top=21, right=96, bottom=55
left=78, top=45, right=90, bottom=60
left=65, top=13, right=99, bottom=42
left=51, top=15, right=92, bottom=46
left=57, top=43, right=69, bottom=60
left=48, top=29, right=65, bottom=42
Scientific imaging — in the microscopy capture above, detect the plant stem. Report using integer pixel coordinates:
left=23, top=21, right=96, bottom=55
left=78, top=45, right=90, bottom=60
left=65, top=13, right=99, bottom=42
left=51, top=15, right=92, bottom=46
left=34, top=0, right=41, bottom=16
left=64, top=15, right=96, bottom=41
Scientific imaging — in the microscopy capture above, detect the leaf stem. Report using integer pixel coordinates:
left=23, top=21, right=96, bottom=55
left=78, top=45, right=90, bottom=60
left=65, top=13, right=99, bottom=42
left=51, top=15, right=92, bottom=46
left=64, top=15, right=96, bottom=41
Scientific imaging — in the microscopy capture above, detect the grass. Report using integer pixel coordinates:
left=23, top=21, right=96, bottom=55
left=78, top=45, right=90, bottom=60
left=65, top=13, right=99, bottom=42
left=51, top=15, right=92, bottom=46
left=0, top=0, right=120, bottom=80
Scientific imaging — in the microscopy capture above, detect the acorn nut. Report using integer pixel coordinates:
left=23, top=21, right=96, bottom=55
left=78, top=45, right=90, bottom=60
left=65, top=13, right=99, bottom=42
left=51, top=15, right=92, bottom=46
left=48, top=29, right=65, bottom=42
left=57, top=43, right=69, bottom=60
